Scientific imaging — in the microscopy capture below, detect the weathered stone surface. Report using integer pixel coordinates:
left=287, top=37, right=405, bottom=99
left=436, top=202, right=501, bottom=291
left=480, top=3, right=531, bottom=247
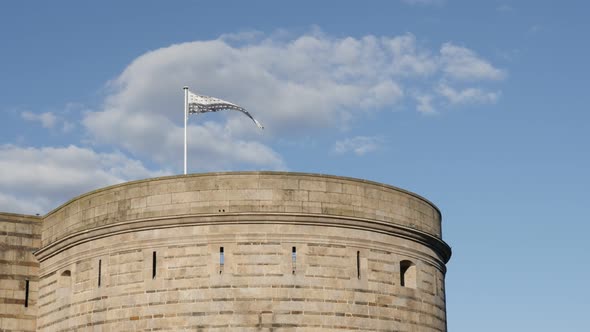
left=0, top=213, right=41, bottom=332
left=1, top=172, right=451, bottom=331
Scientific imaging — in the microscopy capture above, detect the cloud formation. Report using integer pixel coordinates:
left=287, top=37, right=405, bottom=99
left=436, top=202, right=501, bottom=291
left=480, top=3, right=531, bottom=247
left=440, top=43, right=506, bottom=81
left=0, top=144, right=167, bottom=214
left=83, top=31, right=504, bottom=172
left=21, top=111, right=58, bottom=129
left=414, top=94, right=436, bottom=114
left=2, top=30, right=506, bottom=214
left=21, top=110, right=75, bottom=133
left=436, top=84, right=500, bottom=104
left=333, top=136, right=384, bottom=156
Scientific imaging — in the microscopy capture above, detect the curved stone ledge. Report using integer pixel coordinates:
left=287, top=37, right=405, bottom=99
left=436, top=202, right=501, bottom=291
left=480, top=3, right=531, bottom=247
left=41, top=172, right=444, bottom=248
left=35, top=212, right=452, bottom=266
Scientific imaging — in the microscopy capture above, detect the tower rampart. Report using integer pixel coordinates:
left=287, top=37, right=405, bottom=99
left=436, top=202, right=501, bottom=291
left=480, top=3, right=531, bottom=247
left=27, top=172, right=450, bottom=331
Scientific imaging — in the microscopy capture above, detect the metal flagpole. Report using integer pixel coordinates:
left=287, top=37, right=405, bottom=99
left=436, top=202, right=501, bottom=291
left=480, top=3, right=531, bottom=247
left=183, top=86, right=188, bottom=175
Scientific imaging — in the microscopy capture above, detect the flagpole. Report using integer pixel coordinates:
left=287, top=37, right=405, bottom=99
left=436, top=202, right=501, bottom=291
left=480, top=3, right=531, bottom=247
left=183, top=86, right=188, bottom=175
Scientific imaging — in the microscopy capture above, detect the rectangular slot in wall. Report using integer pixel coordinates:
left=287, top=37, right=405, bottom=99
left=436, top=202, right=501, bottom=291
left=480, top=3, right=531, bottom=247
left=98, top=259, right=102, bottom=287
left=357, top=251, right=360, bottom=279
left=24, top=280, right=29, bottom=307
left=219, top=247, right=224, bottom=273
left=292, top=246, right=297, bottom=274
left=152, top=251, right=157, bottom=279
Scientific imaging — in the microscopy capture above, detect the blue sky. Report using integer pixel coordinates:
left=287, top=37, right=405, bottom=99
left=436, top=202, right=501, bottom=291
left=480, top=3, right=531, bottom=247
left=1, top=1, right=589, bottom=330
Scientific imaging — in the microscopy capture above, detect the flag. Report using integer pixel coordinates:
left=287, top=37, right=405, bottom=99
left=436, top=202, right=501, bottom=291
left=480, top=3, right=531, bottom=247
left=187, top=90, right=263, bottom=129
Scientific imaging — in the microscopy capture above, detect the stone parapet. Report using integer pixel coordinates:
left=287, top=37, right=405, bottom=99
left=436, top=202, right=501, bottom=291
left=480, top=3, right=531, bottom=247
left=41, top=172, right=444, bottom=248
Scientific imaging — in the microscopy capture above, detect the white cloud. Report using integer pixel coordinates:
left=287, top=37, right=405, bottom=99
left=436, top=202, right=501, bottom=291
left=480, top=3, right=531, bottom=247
left=21, top=110, right=76, bottom=133
left=440, top=43, right=506, bottom=81
left=384, top=34, right=438, bottom=77
left=359, top=80, right=404, bottom=109
left=21, top=111, right=58, bottom=129
left=436, top=84, right=500, bottom=104
left=415, top=94, right=436, bottom=114
left=62, top=121, right=75, bottom=133
left=333, top=136, right=384, bottom=156
left=0, top=144, right=168, bottom=214
left=0, top=192, right=46, bottom=216
left=82, top=31, right=504, bottom=171
left=84, top=111, right=285, bottom=171
left=0, top=30, right=507, bottom=213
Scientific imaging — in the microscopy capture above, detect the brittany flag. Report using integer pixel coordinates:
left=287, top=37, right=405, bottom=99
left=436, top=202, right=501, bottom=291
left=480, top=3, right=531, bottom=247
left=186, top=89, right=264, bottom=129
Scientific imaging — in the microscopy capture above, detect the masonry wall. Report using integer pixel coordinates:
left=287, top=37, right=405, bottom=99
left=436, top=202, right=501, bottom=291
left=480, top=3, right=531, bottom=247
left=40, top=172, right=444, bottom=249
left=0, top=213, right=41, bottom=332
left=37, top=225, right=447, bottom=331
left=34, top=172, right=451, bottom=331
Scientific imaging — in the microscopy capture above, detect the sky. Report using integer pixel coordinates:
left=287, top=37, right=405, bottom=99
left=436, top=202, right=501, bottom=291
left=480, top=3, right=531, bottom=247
left=1, top=0, right=589, bottom=330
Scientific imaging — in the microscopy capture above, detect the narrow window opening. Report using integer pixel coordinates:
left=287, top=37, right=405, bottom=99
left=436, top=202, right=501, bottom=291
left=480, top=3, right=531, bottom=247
left=24, top=280, right=29, bottom=307
left=98, top=259, right=102, bottom=287
left=152, top=251, right=157, bottom=279
left=58, top=270, right=72, bottom=298
left=400, top=260, right=417, bottom=288
left=292, top=246, right=297, bottom=274
left=356, top=251, right=361, bottom=279
left=219, top=247, right=224, bottom=274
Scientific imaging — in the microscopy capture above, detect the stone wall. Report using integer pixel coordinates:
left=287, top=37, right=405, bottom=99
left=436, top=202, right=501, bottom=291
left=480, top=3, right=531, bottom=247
left=32, top=172, right=451, bottom=331
left=0, top=213, right=41, bottom=332
left=40, top=172, right=443, bottom=250
left=37, top=225, right=447, bottom=331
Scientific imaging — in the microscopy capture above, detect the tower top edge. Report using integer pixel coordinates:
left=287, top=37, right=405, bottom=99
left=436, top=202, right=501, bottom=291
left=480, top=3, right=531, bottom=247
left=40, top=171, right=441, bottom=220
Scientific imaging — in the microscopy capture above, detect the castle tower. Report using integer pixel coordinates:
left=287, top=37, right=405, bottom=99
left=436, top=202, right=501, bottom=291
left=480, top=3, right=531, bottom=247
left=3, top=172, right=451, bottom=331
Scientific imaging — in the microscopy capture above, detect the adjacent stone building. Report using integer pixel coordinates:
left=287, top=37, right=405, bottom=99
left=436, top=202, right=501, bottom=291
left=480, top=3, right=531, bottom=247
left=0, top=172, right=451, bottom=331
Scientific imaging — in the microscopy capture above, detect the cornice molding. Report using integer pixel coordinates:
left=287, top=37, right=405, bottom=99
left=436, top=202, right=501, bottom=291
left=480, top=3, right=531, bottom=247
left=34, top=212, right=451, bottom=266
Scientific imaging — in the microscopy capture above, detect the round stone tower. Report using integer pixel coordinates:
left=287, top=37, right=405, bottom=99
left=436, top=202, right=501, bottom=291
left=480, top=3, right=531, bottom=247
left=34, top=172, right=451, bottom=331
